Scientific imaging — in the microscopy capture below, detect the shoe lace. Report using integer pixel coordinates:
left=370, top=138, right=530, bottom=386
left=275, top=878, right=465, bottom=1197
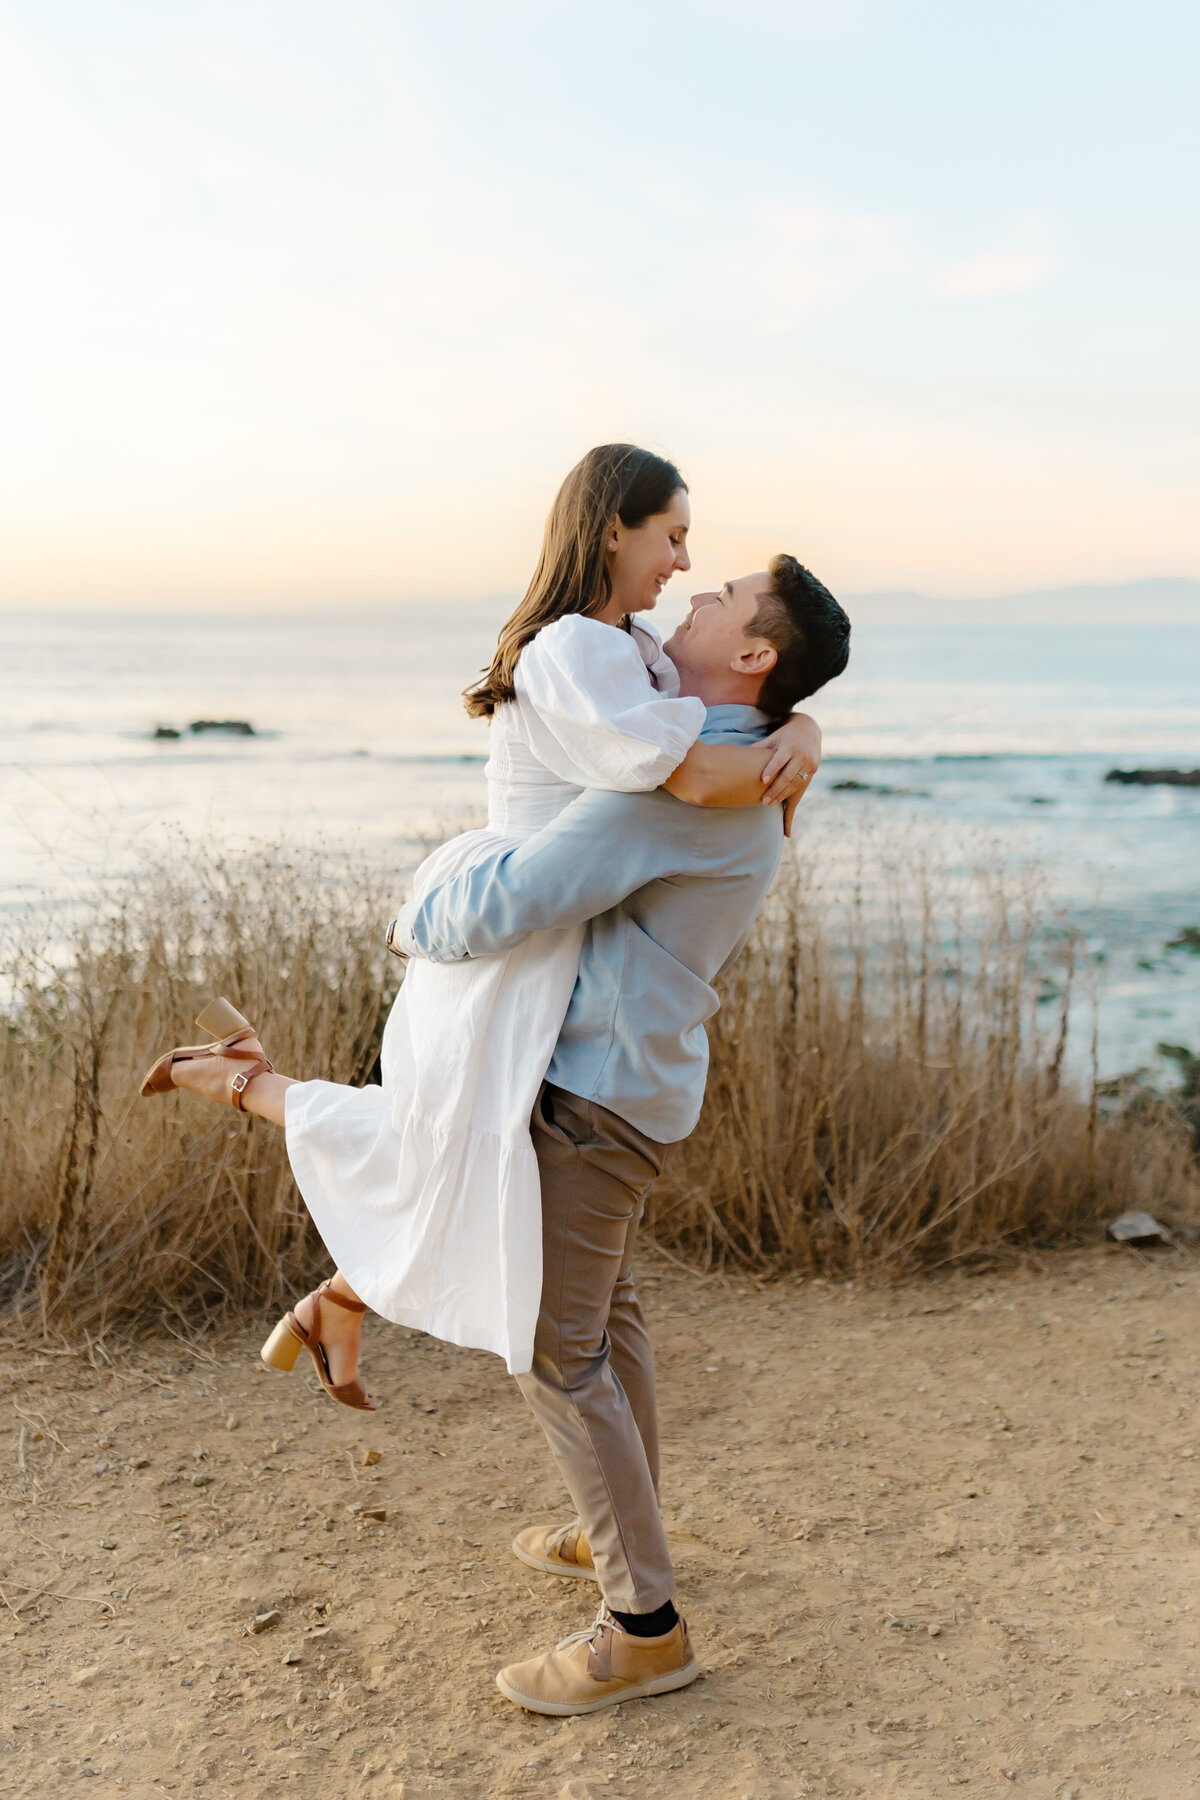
left=547, top=1521, right=579, bottom=1556
left=555, top=1605, right=612, bottom=1655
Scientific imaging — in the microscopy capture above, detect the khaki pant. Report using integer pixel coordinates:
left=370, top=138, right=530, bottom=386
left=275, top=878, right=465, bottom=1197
left=516, top=1084, right=674, bottom=1613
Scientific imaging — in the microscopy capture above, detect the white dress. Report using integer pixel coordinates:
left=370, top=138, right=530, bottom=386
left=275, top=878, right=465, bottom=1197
left=283, top=616, right=706, bottom=1374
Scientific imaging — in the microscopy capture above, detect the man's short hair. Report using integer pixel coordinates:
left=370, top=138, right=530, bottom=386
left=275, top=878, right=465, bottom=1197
left=751, top=554, right=851, bottom=718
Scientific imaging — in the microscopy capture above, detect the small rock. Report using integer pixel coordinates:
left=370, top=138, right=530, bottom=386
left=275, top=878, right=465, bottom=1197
left=91, top=1461, right=109, bottom=1477
left=1107, top=1209, right=1172, bottom=1246
left=928, top=1623, right=943, bottom=1638
left=70, top=1667, right=100, bottom=1688
left=128, top=1456, right=151, bottom=1470
left=490, top=1498, right=508, bottom=1510
left=192, top=1472, right=215, bottom=1487
left=281, top=1648, right=303, bottom=1666
left=225, top=1416, right=239, bottom=1432
left=99, top=1540, right=117, bottom=1552
left=268, top=1439, right=287, bottom=1456
left=360, top=1448, right=381, bottom=1467
left=248, top=1610, right=283, bottom=1634
left=96, top=1439, right=112, bottom=1450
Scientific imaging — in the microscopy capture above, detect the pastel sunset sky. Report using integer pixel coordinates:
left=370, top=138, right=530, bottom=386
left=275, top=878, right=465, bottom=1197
left=1, top=0, right=1196, bottom=609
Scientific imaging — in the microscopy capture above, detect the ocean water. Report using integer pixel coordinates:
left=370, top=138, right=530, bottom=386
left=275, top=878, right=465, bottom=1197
left=3, top=605, right=1199, bottom=1081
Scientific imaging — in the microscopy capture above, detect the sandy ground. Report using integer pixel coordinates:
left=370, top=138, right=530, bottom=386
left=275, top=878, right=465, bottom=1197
left=4, top=1246, right=1200, bottom=1800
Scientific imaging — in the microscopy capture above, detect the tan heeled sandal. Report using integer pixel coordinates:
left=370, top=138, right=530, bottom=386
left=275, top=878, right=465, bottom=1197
left=260, top=1279, right=378, bottom=1411
left=139, top=997, right=274, bottom=1110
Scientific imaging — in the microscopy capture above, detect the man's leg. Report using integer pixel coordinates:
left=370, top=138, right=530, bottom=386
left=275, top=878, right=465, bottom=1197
left=606, top=1225, right=660, bottom=1495
left=515, top=1206, right=660, bottom=1581
left=516, top=1084, right=671, bottom=1614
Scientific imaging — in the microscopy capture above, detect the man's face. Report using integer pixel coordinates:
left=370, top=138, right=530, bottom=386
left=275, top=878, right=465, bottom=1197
left=664, top=571, right=774, bottom=687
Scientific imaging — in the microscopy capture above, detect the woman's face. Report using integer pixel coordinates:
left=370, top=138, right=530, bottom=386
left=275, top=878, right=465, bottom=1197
left=599, top=488, right=692, bottom=623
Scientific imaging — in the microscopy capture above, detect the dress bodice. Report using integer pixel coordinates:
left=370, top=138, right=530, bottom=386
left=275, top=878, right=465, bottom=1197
left=482, top=615, right=705, bottom=840
left=485, top=715, right=587, bottom=836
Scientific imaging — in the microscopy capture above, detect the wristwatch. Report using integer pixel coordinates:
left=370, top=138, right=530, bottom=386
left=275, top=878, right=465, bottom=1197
left=385, top=917, right=409, bottom=961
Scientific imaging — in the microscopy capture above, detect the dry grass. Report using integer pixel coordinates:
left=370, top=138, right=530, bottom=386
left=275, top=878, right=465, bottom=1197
left=1, top=848, right=400, bottom=1333
left=2, top=839, right=1196, bottom=1333
left=651, top=852, right=1199, bottom=1273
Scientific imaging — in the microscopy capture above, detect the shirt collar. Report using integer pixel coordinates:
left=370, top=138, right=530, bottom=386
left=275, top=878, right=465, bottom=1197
left=701, top=702, right=773, bottom=736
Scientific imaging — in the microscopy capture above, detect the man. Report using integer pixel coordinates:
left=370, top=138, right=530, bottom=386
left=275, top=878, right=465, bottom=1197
left=392, top=554, right=851, bottom=1716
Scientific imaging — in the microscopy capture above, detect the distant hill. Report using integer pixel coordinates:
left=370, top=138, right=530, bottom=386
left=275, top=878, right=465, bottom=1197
left=847, top=577, right=1200, bottom=625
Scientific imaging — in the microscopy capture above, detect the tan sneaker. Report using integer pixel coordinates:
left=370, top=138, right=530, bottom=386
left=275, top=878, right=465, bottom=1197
left=496, top=1605, right=699, bottom=1716
left=511, top=1520, right=598, bottom=1582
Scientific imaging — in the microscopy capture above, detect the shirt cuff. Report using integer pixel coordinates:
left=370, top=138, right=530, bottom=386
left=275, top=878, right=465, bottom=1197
left=389, top=901, right=471, bottom=963
left=386, top=904, right=421, bottom=960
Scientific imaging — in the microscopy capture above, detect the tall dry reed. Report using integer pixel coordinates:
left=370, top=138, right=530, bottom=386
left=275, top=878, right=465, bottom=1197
left=1, top=848, right=400, bottom=1332
left=649, top=853, right=1198, bottom=1272
left=2, top=839, right=1195, bottom=1334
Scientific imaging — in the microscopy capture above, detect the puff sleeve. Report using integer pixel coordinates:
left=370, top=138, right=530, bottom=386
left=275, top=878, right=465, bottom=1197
left=513, top=615, right=706, bottom=791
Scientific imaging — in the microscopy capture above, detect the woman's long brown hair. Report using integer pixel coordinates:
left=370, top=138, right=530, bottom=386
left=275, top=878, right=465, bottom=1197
left=463, top=443, right=686, bottom=718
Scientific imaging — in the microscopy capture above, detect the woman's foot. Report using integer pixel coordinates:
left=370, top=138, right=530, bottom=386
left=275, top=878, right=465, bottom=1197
left=167, top=1031, right=272, bottom=1107
left=292, top=1275, right=364, bottom=1391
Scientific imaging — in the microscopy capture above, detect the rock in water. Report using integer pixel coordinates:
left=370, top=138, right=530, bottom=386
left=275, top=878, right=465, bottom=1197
left=187, top=719, right=257, bottom=737
left=1105, top=767, right=1200, bottom=786
left=832, top=778, right=931, bottom=797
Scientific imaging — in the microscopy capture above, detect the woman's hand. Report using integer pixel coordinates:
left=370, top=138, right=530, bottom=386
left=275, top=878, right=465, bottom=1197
left=760, top=712, right=822, bottom=837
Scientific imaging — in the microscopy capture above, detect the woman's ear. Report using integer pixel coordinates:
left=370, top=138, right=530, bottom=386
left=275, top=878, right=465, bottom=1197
left=605, top=514, right=623, bottom=555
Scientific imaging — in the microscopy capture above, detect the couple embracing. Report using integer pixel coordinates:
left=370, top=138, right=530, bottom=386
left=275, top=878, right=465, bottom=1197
left=140, top=443, right=851, bottom=1717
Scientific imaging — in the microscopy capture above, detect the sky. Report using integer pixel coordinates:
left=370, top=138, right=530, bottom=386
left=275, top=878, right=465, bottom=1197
left=0, top=0, right=1196, bottom=610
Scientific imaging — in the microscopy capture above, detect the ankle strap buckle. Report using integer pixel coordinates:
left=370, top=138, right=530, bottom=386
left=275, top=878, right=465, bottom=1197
left=230, top=1057, right=273, bottom=1111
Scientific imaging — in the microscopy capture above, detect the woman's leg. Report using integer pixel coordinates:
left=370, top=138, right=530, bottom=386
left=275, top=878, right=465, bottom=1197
left=289, top=1271, right=366, bottom=1387
left=167, top=1056, right=367, bottom=1386
left=235, top=1072, right=294, bottom=1127
left=166, top=1044, right=293, bottom=1121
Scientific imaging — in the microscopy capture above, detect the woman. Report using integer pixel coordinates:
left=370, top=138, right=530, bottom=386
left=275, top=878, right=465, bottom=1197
left=140, top=446, right=820, bottom=1405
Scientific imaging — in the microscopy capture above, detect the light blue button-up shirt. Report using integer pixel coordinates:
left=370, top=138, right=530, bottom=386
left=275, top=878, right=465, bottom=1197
left=395, top=704, right=783, bottom=1143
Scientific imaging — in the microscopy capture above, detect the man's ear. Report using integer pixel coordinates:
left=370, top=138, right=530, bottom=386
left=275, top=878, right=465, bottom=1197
left=731, top=637, right=777, bottom=677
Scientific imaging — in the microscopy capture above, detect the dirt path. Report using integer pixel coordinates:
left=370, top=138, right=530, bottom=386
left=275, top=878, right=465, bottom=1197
left=4, top=1246, right=1200, bottom=1799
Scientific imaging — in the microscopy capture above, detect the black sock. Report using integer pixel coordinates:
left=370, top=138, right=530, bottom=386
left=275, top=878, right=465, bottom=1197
left=609, top=1600, right=679, bottom=1638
